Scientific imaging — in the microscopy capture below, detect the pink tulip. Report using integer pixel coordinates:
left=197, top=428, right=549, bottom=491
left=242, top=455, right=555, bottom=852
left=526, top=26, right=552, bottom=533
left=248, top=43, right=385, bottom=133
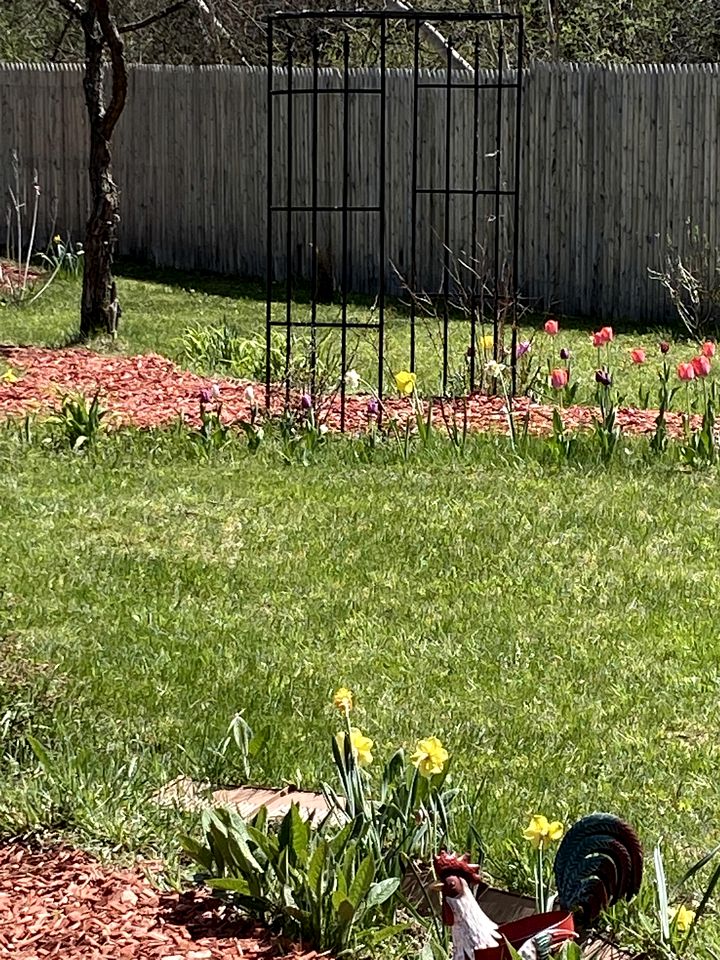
left=692, top=355, right=711, bottom=378
left=702, top=341, right=716, bottom=358
left=677, top=362, right=696, bottom=382
left=544, top=319, right=559, bottom=336
left=592, top=326, right=614, bottom=348
left=630, top=348, right=646, bottom=365
left=550, top=368, right=569, bottom=390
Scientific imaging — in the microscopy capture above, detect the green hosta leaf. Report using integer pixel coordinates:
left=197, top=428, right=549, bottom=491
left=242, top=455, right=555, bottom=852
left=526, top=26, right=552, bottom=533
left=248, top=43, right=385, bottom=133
left=207, top=877, right=252, bottom=894
left=559, top=943, right=583, bottom=960
left=359, top=922, right=410, bottom=946
left=278, top=803, right=309, bottom=865
left=179, top=835, right=214, bottom=872
left=330, top=819, right=354, bottom=856
left=335, top=897, right=356, bottom=927
left=348, top=854, right=375, bottom=908
left=364, top=877, right=400, bottom=911
left=307, top=839, right=328, bottom=894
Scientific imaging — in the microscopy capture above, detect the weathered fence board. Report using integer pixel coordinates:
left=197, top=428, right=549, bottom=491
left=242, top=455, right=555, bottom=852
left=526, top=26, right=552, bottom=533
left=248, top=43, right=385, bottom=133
left=1, top=60, right=719, bottom=322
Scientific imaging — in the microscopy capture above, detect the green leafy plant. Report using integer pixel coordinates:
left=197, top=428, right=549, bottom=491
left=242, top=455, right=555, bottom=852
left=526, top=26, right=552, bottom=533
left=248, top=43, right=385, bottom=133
left=183, top=804, right=402, bottom=954
left=238, top=386, right=264, bottom=454
left=179, top=323, right=284, bottom=380
left=48, top=391, right=107, bottom=451
left=277, top=403, right=328, bottom=466
left=547, top=409, right=579, bottom=462
left=39, top=235, right=84, bottom=277
left=193, top=386, right=231, bottom=455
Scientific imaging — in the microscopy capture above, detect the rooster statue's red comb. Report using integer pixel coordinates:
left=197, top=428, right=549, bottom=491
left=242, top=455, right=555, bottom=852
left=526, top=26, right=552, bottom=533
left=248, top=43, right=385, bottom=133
left=433, top=851, right=483, bottom=885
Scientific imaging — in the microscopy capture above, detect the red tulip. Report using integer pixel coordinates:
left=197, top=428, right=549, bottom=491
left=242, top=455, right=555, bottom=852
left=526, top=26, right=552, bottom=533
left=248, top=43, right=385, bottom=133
left=677, top=362, right=696, bottom=382
left=702, top=341, right=716, bottom=358
left=550, top=368, right=569, bottom=389
left=544, top=319, right=559, bottom=336
left=692, top=355, right=712, bottom=378
left=592, top=326, right=614, bottom=348
left=630, top=348, right=646, bottom=364
left=659, top=340, right=671, bottom=355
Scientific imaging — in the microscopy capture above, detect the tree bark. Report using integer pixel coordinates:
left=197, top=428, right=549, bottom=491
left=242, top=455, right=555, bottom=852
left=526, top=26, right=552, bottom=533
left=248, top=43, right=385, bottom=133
left=81, top=124, right=121, bottom=337
left=79, top=1, right=126, bottom=339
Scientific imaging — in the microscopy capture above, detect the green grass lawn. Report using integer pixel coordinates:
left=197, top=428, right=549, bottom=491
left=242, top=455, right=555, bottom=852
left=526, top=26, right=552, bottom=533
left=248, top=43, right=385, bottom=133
left=1, top=428, right=719, bottom=934
left=2, top=269, right=720, bottom=954
left=0, top=263, right=711, bottom=413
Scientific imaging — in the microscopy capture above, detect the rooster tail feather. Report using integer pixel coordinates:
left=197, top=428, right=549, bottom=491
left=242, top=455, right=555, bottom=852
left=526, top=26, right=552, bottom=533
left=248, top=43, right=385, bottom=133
left=554, top=813, right=643, bottom=926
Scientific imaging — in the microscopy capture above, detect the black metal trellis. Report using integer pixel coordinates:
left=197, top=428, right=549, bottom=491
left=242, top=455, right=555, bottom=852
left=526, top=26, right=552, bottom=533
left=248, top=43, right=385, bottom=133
left=265, top=9, right=524, bottom=427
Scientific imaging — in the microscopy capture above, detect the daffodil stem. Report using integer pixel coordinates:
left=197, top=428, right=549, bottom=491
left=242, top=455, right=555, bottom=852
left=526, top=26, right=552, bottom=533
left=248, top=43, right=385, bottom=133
left=536, top=846, right=545, bottom=913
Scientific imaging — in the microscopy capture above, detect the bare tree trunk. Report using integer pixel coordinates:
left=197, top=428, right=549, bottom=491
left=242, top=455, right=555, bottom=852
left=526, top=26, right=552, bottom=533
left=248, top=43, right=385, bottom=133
left=78, top=1, right=126, bottom=339
left=81, top=125, right=121, bottom=337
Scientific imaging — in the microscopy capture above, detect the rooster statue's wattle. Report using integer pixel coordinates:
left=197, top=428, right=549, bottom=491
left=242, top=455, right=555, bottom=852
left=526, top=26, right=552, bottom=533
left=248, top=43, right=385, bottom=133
left=434, top=813, right=643, bottom=960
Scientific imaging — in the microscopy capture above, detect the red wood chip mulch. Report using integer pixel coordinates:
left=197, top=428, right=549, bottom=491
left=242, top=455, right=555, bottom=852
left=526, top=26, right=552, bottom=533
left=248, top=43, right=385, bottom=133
left=0, top=843, right=323, bottom=960
left=0, top=344, right=698, bottom=437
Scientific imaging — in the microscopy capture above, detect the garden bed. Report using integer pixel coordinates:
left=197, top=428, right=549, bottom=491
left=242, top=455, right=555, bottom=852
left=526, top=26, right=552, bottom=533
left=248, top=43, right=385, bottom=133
left=0, top=345, right=701, bottom=438
left=0, top=842, right=322, bottom=960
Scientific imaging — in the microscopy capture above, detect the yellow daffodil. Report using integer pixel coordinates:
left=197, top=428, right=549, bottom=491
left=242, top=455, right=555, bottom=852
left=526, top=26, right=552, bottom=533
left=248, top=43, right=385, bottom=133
left=410, top=736, right=449, bottom=778
left=523, top=814, right=564, bottom=849
left=332, top=687, right=353, bottom=712
left=349, top=727, right=373, bottom=767
left=481, top=333, right=495, bottom=351
left=53, top=234, right=62, bottom=244
left=394, top=370, right=417, bottom=396
left=673, top=905, right=696, bottom=933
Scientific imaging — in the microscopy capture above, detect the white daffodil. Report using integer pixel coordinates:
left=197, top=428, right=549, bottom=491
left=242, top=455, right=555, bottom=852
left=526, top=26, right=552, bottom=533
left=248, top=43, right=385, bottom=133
left=345, top=369, right=361, bottom=392
left=485, top=360, right=507, bottom=379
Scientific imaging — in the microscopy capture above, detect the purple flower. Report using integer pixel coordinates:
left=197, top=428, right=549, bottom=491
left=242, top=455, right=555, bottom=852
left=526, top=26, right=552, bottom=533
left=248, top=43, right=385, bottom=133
left=367, top=397, right=379, bottom=417
left=300, top=392, right=313, bottom=410
left=595, top=368, right=612, bottom=387
left=516, top=340, right=531, bottom=359
left=211, top=383, right=221, bottom=399
left=560, top=347, right=571, bottom=361
left=660, top=340, right=671, bottom=355
left=199, top=387, right=213, bottom=404
left=466, top=345, right=475, bottom=359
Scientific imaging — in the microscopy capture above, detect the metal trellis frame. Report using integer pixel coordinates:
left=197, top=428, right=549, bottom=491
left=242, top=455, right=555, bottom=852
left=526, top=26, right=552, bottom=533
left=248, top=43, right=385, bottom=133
left=265, top=8, right=524, bottom=426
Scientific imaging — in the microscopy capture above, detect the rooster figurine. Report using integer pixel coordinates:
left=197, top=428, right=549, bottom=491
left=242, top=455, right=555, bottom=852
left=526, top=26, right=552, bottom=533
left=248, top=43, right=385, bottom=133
left=434, top=813, right=643, bottom=960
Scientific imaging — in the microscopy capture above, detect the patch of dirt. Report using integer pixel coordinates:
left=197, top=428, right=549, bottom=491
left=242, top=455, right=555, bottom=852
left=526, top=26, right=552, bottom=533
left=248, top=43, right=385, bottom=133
left=0, top=344, right=701, bottom=438
left=0, top=843, right=324, bottom=960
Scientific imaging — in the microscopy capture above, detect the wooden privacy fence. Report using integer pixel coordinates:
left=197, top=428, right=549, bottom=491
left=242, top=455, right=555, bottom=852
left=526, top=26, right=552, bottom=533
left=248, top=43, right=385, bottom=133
left=1, top=60, right=719, bottom=321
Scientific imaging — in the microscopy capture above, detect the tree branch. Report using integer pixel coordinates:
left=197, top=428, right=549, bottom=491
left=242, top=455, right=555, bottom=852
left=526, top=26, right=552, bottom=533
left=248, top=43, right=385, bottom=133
left=118, top=0, right=190, bottom=34
left=55, top=0, right=83, bottom=17
left=92, top=0, right=127, bottom=139
left=51, top=14, right=75, bottom=60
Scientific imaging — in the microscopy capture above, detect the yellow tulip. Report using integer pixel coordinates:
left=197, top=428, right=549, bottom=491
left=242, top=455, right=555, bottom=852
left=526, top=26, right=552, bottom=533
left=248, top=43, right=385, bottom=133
left=332, top=687, right=353, bottom=712
left=481, top=334, right=495, bottom=351
left=394, top=370, right=417, bottom=396
left=53, top=234, right=62, bottom=244
left=673, top=905, right=696, bottom=933
left=349, top=727, right=373, bottom=767
left=523, top=814, right=564, bottom=849
left=410, top=736, right=449, bottom=778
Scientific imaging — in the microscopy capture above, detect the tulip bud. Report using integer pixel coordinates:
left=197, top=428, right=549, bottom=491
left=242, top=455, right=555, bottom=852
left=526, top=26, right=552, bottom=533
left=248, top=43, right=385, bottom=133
left=595, top=368, right=612, bottom=387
